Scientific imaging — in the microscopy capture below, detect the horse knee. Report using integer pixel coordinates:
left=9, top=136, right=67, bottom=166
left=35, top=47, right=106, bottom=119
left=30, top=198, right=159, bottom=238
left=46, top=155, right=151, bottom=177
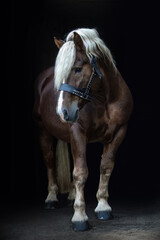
left=73, top=168, right=88, bottom=186
left=100, top=160, right=114, bottom=175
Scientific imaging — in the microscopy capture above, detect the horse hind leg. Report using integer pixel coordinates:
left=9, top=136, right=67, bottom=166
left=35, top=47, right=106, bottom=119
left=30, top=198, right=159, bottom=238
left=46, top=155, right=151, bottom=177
left=67, top=181, right=76, bottom=207
left=55, top=140, right=75, bottom=206
left=40, top=130, right=58, bottom=209
left=95, top=125, right=127, bottom=220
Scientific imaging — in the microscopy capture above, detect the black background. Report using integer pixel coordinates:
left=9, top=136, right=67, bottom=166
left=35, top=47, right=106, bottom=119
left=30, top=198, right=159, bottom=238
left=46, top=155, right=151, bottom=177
left=2, top=0, right=160, bottom=204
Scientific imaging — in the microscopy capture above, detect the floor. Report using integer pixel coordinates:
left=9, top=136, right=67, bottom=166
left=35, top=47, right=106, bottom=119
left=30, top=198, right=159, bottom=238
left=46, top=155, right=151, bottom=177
left=0, top=196, right=160, bottom=240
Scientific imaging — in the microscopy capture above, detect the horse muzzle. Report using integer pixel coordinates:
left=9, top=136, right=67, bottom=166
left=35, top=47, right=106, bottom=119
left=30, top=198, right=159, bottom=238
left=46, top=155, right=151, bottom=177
left=62, top=107, right=79, bottom=123
left=57, top=101, right=79, bottom=123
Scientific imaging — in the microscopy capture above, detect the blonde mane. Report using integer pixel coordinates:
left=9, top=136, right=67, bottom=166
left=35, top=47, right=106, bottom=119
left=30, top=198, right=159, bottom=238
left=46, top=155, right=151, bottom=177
left=54, top=28, right=116, bottom=90
left=54, top=41, right=76, bottom=90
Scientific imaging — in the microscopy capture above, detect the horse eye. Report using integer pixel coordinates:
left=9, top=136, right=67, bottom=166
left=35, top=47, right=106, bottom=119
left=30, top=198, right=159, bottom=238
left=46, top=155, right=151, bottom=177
left=75, top=67, right=82, bottom=73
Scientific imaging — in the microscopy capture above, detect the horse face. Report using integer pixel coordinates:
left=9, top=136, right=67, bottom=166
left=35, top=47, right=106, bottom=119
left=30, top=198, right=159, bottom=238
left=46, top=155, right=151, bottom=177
left=57, top=51, right=92, bottom=123
left=55, top=34, right=92, bottom=123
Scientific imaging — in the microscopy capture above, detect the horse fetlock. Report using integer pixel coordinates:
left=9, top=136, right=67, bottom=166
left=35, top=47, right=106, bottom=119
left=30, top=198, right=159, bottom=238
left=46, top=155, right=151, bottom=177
left=95, top=199, right=112, bottom=213
left=48, top=184, right=58, bottom=193
left=72, top=208, right=88, bottom=223
left=74, top=201, right=85, bottom=210
left=95, top=199, right=112, bottom=220
left=68, top=186, right=76, bottom=200
left=46, top=189, right=58, bottom=202
left=45, top=189, right=59, bottom=209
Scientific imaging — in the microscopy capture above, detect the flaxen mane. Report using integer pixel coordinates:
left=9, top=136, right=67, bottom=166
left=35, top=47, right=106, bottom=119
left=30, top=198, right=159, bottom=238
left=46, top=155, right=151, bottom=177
left=54, top=28, right=116, bottom=90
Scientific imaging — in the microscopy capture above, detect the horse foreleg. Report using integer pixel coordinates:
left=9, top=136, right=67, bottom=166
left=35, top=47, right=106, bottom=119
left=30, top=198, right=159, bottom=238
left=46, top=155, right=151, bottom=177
left=67, top=181, right=76, bottom=206
left=95, top=125, right=127, bottom=219
left=70, top=125, right=89, bottom=231
left=40, top=130, right=58, bottom=209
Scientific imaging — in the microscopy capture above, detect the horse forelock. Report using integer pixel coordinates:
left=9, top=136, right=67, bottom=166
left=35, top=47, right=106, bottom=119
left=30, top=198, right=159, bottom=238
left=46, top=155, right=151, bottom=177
left=54, top=41, right=76, bottom=90
left=66, top=28, right=116, bottom=68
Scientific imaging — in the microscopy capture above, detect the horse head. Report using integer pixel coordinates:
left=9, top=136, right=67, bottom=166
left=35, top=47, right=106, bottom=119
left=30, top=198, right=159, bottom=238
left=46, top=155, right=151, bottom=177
left=54, top=32, right=102, bottom=123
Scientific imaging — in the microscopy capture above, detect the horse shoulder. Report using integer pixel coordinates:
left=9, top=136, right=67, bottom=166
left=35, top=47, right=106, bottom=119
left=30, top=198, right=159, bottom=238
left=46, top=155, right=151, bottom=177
left=107, top=70, right=133, bottom=125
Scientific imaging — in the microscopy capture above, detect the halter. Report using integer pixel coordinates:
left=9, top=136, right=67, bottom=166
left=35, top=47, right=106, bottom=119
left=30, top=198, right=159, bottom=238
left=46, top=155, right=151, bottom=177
left=59, top=54, right=102, bottom=101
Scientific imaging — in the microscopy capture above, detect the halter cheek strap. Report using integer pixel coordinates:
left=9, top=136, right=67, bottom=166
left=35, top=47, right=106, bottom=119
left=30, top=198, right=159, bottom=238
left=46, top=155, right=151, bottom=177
left=88, top=53, right=102, bottom=79
left=59, top=54, right=102, bottom=101
left=59, top=83, right=93, bottom=100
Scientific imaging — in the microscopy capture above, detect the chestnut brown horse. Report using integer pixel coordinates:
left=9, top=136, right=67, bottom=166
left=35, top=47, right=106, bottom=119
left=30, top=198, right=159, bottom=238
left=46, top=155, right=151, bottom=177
left=33, top=28, right=133, bottom=231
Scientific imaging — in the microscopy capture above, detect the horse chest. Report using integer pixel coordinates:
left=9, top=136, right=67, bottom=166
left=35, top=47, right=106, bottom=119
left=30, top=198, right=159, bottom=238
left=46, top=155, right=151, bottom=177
left=86, top=108, right=112, bottom=143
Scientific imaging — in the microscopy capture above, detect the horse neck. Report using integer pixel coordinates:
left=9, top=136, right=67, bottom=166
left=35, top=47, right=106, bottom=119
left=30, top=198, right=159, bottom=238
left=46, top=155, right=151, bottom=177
left=97, top=60, right=119, bottom=104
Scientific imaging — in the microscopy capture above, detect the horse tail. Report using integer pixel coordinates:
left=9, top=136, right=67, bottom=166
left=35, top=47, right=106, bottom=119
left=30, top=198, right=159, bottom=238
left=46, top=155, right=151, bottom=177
left=56, top=140, right=71, bottom=194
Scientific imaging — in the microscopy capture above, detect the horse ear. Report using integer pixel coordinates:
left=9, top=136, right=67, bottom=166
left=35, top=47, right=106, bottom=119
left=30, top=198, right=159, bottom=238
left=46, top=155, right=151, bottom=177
left=74, top=32, right=84, bottom=50
left=54, top=37, right=64, bottom=49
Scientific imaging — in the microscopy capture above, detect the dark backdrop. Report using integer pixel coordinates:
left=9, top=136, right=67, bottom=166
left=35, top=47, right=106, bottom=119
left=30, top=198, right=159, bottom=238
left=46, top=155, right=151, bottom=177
left=2, top=0, right=159, bottom=204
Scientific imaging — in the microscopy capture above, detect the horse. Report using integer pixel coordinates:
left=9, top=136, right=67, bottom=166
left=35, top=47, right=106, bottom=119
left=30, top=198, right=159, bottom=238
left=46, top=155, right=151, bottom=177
left=33, top=28, right=133, bottom=231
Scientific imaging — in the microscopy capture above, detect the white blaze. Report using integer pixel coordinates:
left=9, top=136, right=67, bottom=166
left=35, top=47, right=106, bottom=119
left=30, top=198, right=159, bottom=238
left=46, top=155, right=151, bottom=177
left=57, top=91, right=65, bottom=121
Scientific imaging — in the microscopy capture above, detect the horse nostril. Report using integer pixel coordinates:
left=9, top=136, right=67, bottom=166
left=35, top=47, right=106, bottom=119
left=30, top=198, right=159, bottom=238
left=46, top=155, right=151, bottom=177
left=63, top=109, right=69, bottom=121
left=62, top=107, right=79, bottom=122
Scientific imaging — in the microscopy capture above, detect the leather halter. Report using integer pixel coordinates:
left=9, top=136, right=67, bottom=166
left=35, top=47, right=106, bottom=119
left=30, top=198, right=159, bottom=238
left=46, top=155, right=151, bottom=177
left=59, top=54, right=102, bottom=101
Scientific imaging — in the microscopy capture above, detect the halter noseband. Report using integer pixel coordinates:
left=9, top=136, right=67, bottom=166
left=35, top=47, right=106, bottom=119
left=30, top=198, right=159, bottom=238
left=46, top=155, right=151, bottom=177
left=59, top=54, right=102, bottom=101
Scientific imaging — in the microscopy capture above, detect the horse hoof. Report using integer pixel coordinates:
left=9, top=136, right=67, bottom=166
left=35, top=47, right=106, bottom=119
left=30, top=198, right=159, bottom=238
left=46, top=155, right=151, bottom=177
left=96, top=210, right=112, bottom=220
left=67, top=199, right=74, bottom=207
left=72, top=221, right=90, bottom=231
left=45, top=201, right=59, bottom=209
